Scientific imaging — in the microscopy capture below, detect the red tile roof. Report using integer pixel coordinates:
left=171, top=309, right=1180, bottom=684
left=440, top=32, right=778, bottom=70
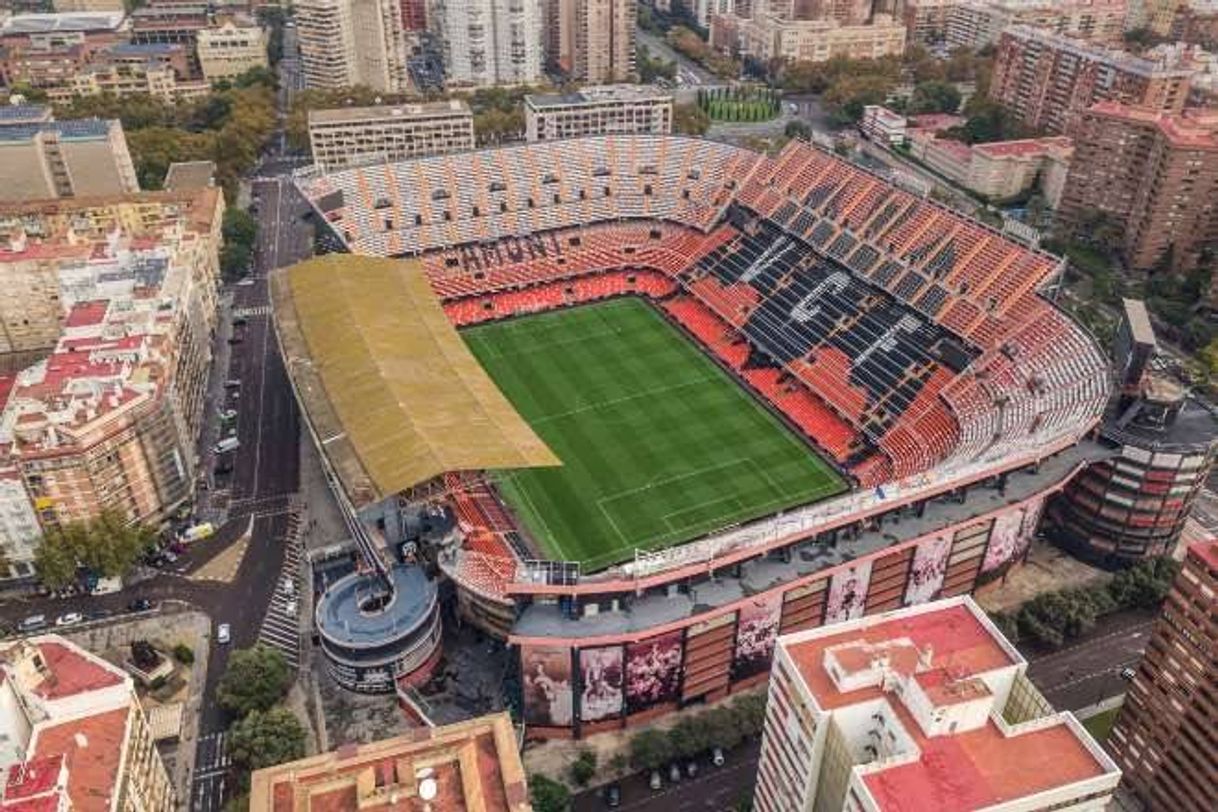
left=1188, top=537, right=1218, bottom=572
left=31, top=707, right=130, bottom=812
left=29, top=641, right=123, bottom=700
left=64, top=300, right=109, bottom=329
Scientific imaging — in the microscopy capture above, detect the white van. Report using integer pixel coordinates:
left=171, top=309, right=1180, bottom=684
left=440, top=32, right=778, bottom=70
left=213, top=437, right=240, bottom=454
left=91, top=576, right=123, bottom=595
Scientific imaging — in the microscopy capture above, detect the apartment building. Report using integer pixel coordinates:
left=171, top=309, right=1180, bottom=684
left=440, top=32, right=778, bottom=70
left=294, top=0, right=408, bottom=91
left=49, top=46, right=211, bottom=102
left=1109, top=538, right=1217, bottom=810
left=196, top=19, right=268, bottom=82
left=0, top=189, right=223, bottom=529
left=0, top=462, right=40, bottom=580
left=859, top=104, right=907, bottom=146
left=945, top=0, right=1127, bottom=51
left=989, top=26, right=1194, bottom=134
left=0, top=119, right=140, bottom=203
left=754, top=597, right=1121, bottom=812
left=0, top=11, right=128, bottom=90
left=249, top=713, right=530, bottom=811
left=129, top=2, right=208, bottom=77
left=307, top=100, right=475, bottom=172
left=721, top=12, right=907, bottom=63
left=0, top=635, right=176, bottom=812
left=433, top=0, right=544, bottom=87
left=525, top=85, right=672, bottom=142
left=1057, top=102, right=1218, bottom=273
left=901, top=0, right=961, bottom=45
left=546, top=0, right=636, bottom=84
left=907, top=133, right=1074, bottom=203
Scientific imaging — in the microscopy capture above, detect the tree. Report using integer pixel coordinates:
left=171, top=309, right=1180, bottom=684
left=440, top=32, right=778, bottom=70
left=673, top=102, right=711, bottom=136
left=909, top=81, right=962, bottom=115
left=529, top=774, right=570, bottom=812
left=221, top=207, right=258, bottom=279
left=730, top=693, right=767, bottom=738
left=568, top=749, right=596, bottom=787
left=217, top=645, right=293, bottom=717
left=227, top=706, right=306, bottom=773
left=785, top=120, right=811, bottom=140
left=34, top=508, right=156, bottom=588
left=944, top=98, right=1030, bottom=145
left=630, top=728, right=673, bottom=771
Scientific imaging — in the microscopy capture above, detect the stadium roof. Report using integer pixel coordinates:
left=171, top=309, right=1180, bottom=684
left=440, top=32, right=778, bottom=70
left=270, top=255, right=559, bottom=509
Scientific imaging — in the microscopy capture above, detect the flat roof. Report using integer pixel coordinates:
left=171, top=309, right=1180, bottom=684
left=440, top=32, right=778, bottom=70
left=781, top=600, right=1115, bottom=811
left=0, top=120, right=113, bottom=143
left=270, top=255, right=559, bottom=508
left=316, top=564, right=435, bottom=647
left=0, top=105, right=52, bottom=125
left=1, top=12, right=126, bottom=34
left=249, top=712, right=530, bottom=812
left=308, top=99, right=472, bottom=126
left=526, top=85, right=672, bottom=109
left=163, top=160, right=215, bottom=191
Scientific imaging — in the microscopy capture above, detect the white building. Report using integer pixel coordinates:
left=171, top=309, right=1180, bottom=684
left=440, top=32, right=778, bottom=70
left=0, top=467, right=39, bottom=580
left=433, top=0, right=544, bottom=87
left=196, top=20, right=269, bottom=82
left=860, top=105, right=907, bottom=146
left=525, top=85, right=672, bottom=141
left=294, top=0, right=409, bottom=91
left=308, top=100, right=475, bottom=172
left=754, top=597, right=1121, bottom=812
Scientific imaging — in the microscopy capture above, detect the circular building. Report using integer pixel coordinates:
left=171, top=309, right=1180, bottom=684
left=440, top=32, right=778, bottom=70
left=1048, top=376, right=1217, bottom=567
left=314, top=563, right=442, bottom=693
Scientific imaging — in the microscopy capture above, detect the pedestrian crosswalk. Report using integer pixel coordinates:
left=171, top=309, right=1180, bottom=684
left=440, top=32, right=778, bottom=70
left=233, top=304, right=272, bottom=318
left=257, top=512, right=304, bottom=668
left=195, top=731, right=231, bottom=775
left=192, top=731, right=230, bottom=812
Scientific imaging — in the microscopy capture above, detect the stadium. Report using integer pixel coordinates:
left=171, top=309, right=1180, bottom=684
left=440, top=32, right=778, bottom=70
left=274, top=135, right=1111, bottom=735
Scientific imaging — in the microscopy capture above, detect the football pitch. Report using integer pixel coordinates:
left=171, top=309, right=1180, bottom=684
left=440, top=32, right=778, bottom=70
left=462, top=298, right=846, bottom=570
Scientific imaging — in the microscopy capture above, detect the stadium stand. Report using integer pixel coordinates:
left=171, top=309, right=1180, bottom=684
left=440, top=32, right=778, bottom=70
left=299, top=135, right=1108, bottom=497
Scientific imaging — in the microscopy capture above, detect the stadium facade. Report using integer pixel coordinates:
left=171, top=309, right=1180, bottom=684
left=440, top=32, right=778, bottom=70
left=278, top=134, right=1116, bottom=735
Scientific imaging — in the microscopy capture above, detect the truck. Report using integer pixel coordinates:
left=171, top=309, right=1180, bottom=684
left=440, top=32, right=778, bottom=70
left=182, top=522, right=215, bottom=543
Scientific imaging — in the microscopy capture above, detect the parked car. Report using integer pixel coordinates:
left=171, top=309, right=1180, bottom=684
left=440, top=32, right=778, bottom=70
left=604, top=783, right=621, bottom=808
left=284, top=598, right=298, bottom=615
left=55, top=612, right=83, bottom=627
left=668, top=763, right=682, bottom=783
left=1121, top=667, right=1136, bottom=681
left=649, top=771, right=662, bottom=790
left=220, top=409, right=238, bottom=421
left=213, top=437, right=240, bottom=454
left=685, top=760, right=698, bottom=778
left=128, top=598, right=155, bottom=612
left=216, top=623, right=231, bottom=644
left=19, top=615, right=47, bottom=633
left=86, top=609, right=113, bottom=621
left=232, top=316, right=248, bottom=327
left=712, top=747, right=725, bottom=767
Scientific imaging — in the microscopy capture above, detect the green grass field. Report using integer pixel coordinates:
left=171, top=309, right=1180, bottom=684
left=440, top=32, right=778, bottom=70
left=462, top=298, right=846, bottom=570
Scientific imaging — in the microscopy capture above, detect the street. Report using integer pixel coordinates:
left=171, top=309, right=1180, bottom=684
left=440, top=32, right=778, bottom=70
left=1023, top=609, right=1156, bottom=712
left=573, top=741, right=761, bottom=812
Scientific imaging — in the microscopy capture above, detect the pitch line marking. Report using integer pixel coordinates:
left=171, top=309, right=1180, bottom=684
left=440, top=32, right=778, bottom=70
left=529, top=375, right=717, bottom=425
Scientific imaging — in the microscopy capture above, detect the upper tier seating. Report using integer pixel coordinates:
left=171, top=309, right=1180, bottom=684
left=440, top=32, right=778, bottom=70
left=298, top=136, right=1109, bottom=485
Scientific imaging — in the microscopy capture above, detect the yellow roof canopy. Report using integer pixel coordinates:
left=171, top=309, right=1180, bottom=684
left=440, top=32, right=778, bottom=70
left=271, top=255, right=559, bottom=508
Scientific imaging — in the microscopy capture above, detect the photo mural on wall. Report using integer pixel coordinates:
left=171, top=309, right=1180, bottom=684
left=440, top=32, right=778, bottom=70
left=732, top=592, right=782, bottom=679
left=522, top=645, right=573, bottom=727
left=579, top=645, right=625, bottom=723
left=904, top=534, right=952, bottom=606
left=981, top=508, right=1031, bottom=574
left=825, top=560, right=873, bottom=624
left=625, top=630, right=684, bottom=712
